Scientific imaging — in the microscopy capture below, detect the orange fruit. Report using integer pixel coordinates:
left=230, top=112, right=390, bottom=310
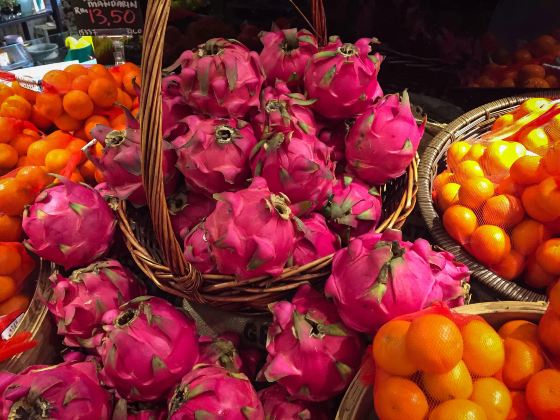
left=543, top=141, right=560, bottom=175
left=116, top=88, right=133, bottom=109
left=433, top=171, right=455, bottom=199
left=428, top=399, right=487, bottom=420
left=109, top=68, right=123, bottom=87
left=537, top=310, right=560, bottom=357
left=462, top=319, right=505, bottom=376
left=458, top=177, right=495, bottom=209
left=454, top=160, right=484, bottom=183
left=120, top=62, right=141, bottom=75
left=522, top=185, right=558, bottom=223
left=0, top=294, right=29, bottom=315
left=516, top=98, right=551, bottom=117
left=122, top=71, right=141, bottom=96
left=66, top=138, right=87, bottom=154
left=492, top=113, right=515, bottom=131
left=437, top=182, right=460, bottom=211
left=15, top=165, right=52, bottom=190
left=506, top=391, right=531, bottom=420
left=546, top=114, right=560, bottom=142
left=469, top=225, right=511, bottom=266
left=482, top=141, right=526, bottom=182
left=0, top=84, right=14, bottom=104
left=373, top=320, right=417, bottom=376
left=94, top=169, right=104, bottom=183
left=10, top=82, right=36, bottom=104
left=537, top=176, right=560, bottom=217
left=0, top=244, right=21, bottom=275
left=519, top=127, right=549, bottom=155
left=79, top=160, right=96, bottom=182
left=64, top=63, right=88, bottom=77
left=62, top=90, right=94, bottom=120
left=42, top=70, right=72, bottom=94
left=16, top=156, right=29, bottom=167
left=470, top=377, right=512, bottom=420
left=71, top=75, right=92, bottom=93
left=46, top=130, right=73, bottom=149
left=87, top=64, right=112, bottom=80
left=481, top=194, right=524, bottom=228
left=73, top=128, right=87, bottom=141
left=518, top=64, right=547, bottom=81
left=496, top=176, right=524, bottom=197
left=374, top=376, right=428, bottom=420
left=510, top=155, right=548, bottom=186
left=0, top=178, right=33, bottom=215
left=0, top=276, right=17, bottom=302
left=0, top=95, right=31, bottom=120
left=35, top=92, right=62, bottom=121
left=532, top=35, right=558, bottom=56
left=131, top=107, right=139, bottom=118
left=110, top=112, right=127, bottom=130
left=443, top=205, right=478, bottom=245
left=498, top=320, right=539, bottom=344
left=26, top=140, right=51, bottom=166
left=0, top=116, right=19, bottom=143
left=502, top=338, right=545, bottom=390
left=88, top=78, right=118, bottom=108
left=31, top=106, right=52, bottom=130
left=525, top=369, right=560, bottom=419
left=421, top=360, right=473, bottom=402
left=491, top=250, right=525, bottom=280
left=84, top=115, right=110, bottom=140
left=464, top=143, right=486, bottom=162
left=54, top=113, right=81, bottom=132
left=524, top=256, right=557, bottom=289
left=10, top=133, right=36, bottom=156
left=0, top=214, right=21, bottom=241
left=44, top=149, right=72, bottom=173
left=0, top=143, right=18, bottom=169
left=406, top=314, right=463, bottom=374
left=522, top=77, right=550, bottom=89
left=511, top=219, right=551, bottom=256
left=549, top=281, right=560, bottom=315
left=535, top=239, right=560, bottom=276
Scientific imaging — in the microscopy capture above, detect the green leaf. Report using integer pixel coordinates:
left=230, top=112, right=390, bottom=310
left=225, top=62, right=238, bottom=92
left=194, top=410, right=214, bottom=420
left=336, top=361, right=353, bottom=381
left=69, top=202, right=87, bottom=216
left=402, top=138, right=413, bottom=152
left=152, top=355, right=167, bottom=373
left=312, top=50, right=338, bottom=60
left=320, top=65, right=337, bottom=88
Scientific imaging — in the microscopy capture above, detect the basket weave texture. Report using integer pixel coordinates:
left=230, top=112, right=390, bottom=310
left=418, top=91, right=560, bottom=303
left=118, top=0, right=419, bottom=311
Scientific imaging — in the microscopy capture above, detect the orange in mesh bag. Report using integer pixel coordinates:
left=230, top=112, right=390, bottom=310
left=365, top=303, right=555, bottom=420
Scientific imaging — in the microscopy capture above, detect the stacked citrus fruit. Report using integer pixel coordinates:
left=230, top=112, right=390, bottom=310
left=434, top=97, right=560, bottom=290
left=0, top=243, right=34, bottom=316
left=372, top=305, right=560, bottom=420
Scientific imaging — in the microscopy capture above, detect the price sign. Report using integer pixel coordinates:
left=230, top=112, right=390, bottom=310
left=69, top=0, right=144, bottom=36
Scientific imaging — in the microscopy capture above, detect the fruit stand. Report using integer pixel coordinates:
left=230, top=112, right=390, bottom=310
left=0, top=0, right=558, bottom=418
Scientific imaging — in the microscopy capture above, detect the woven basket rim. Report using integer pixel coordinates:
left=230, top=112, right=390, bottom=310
left=418, top=90, right=560, bottom=302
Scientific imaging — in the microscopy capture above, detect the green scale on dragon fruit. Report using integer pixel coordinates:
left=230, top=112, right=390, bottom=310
left=198, top=332, right=243, bottom=373
left=168, top=365, right=264, bottom=420
left=203, top=177, right=297, bottom=279
left=97, top=296, right=199, bottom=402
left=259, top=28, right=318, bottom=90
left=259, top=284, right=365, bottom=402
left=0, top=361, right=112, bottom=419
left=167, top=191, right=215, bottom=240
left=22, top=177, right=116, bottom=270
left=47, top=259, right=146, bottom=349
left=175, top=38, right=265, bottom=118
left=174, top=115, right=257, bottom=196
left=289, top=212, right=340, bottom=267
left=258, top=384, right=329, bottom=420
left=323, top=175, right=382, bottom=243
left=250, top=129, right=335, bottom=216
left=252, top=80, right=318, bottom=140
left=345, top=91, right=425, bottom=185
left=84, top=108, right=179, bottom=207
left=325, top=229, right=470, bottom=335
left=304, top=37, right=383, bottom=120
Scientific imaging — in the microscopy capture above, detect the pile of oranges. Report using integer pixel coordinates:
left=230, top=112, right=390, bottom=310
left=433, top=97, right=560, bottom=290
left=372, top=299, right=560, bottom=420
left=0, top=243, right=34, bottom=316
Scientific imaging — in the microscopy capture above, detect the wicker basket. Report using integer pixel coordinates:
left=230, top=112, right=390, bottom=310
left=336, top=301, right=548, bottom=420
left=418, top=91, right=560, bottom=302
left=117, top=0, right=420, bottom=312
left=0, top=260, right=60, bottom=373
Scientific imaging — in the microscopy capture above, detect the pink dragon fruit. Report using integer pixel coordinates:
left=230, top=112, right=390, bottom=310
left=304, top=37, right=383, bottom=119
left=168, top=365, right=264, bottom=419
left=97, top=296, right=199, bottom=401
left=162, top=75, right=191, bottom=140
left=174, top=115, right=257, bottom=195
left=0, top=361, right=111, bottom=419
left=345, top=91, right=425, bottom=185
left=183, top=223, right=216, bottom=273
left=198, top=333, right=243, bottom=372
left=239, top=347, right=266, bottom=382
left=324, top=229, right=469, bottom=334
left=204, top=177, right=296, bottom=279
left=322, top=175, right=382, bottom=242
left=84, top=110, right=178, bottom=206
left=22, top=178, right=116, bottom=270
left=251, top=130, right=335, bottom=215
left=258, top=384, right=328, bottom=420
left=167, top=191, right=215, bottom=239
left=291, top=213, right=339, bottom=266
left=113, top=400, right=168, bottom=420
left=259, top=28, right=318, bottom=88
left=252, top=81, right=318, bottom=139
left=48, top=259, right=146, bottom=348
left=176, top=38, right=264, bottom=118
left=259, top=284, right=364, bottom=402
left=317, top=119, right=349, bottom=163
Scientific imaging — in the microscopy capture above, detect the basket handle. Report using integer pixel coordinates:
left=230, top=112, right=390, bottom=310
left=139, top=0, right=202, bottom=298
left=311, top=0, right=327, bottom=46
